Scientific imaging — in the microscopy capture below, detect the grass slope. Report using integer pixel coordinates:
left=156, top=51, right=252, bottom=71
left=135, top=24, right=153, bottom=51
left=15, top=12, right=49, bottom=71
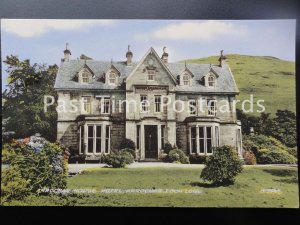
left=182, top=55, right=295, bottom=116
left=5, top=167, right=299, bottom=207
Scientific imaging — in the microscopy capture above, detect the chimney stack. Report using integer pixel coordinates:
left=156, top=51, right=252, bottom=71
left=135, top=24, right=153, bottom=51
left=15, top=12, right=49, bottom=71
left=161, top=46, right=169, bottom=63
left=218, top=50, right=226, bottom=67
left=63, top=43, right=71, bottom=62
left=126, top=45, right=133, bottom=66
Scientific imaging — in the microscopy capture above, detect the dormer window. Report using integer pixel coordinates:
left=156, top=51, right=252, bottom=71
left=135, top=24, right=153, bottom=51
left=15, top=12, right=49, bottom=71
left=183, top=73, right=190, bottom=86
left=204, top=70, right=218, bottom=87
left=105, top=67, right=120, bottom=85
left=79, top=70, right=92, bottom=83
left=82, top=71, right=90, bottom=83
left=109, top=71, right=116, bottom=85
left=208, top=75, right=215, bottom=87
left=147, top=69, right=155, bottom=81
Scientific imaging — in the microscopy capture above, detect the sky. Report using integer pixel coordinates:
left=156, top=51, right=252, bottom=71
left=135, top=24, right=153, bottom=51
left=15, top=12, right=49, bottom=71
left=1, top=19, right=296, bottom=91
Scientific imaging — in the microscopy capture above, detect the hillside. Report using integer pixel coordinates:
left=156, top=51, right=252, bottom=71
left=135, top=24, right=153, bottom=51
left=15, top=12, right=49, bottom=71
left=181, top=54, right=296, bottom=116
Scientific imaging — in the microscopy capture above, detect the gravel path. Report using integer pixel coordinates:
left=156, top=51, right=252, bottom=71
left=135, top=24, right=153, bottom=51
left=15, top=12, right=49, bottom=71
left=68, top=162, right=297, bottom=174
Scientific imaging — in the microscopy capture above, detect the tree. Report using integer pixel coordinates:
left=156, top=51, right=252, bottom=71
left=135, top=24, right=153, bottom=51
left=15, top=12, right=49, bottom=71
left=237, top=109, right=296, bottom=148
left=270, top=110, right=297, bottom=147
left=200, top=146, right=243, bottom=185
left=2, top=55, right=58, bottom=142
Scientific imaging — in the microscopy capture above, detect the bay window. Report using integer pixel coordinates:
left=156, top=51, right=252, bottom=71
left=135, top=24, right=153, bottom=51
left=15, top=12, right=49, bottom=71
left=190, top=125, right=218, bottom=155
left=79, top=123, right=110, bottom=155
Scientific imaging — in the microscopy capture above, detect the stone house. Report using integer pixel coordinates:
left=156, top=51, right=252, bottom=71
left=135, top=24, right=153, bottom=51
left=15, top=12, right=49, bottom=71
left=54, top=46, right=242, bottom=161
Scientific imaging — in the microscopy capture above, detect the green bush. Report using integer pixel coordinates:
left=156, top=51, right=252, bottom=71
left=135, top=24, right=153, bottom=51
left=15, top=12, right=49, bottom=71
left=1, top=166, right=31, bottom=202
left=243, top=134, right=296, bottom=164
left=189, top=154, right=207, bottom=164
left=168, top=149, right=189, bottom=164
left=1, top=139, right=68, bottom=202
left=243, top=150, right=257, bottom=165
left=120, top=148, right=136, bottom=159
left=163, top=143, right=173, bottom=154
left=103, top=151, right=134, bottom=168
left=286, top=147, right=297, bottom=158
left=119, top=138, right=135, bottom=150
left=200, top=146, right=243, bottom=185
left=257, top=148, right=296, bottom=164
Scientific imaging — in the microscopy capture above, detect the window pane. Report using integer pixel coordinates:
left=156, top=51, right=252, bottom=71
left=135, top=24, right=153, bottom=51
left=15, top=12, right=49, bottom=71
left=136, top=125, right=140, bottom=149
left=105, top=126, right=110, bottom=153
left=88, top=126, right=93, bottom=137
left=207, top=127, right=212, bottom=138
left=155, top=96, right=161, bottom=112
left=96, top=139, right=101, bottom=153
left=95, top=125, right=102, bottom=153
left=88, top=138, right=93, bottom=153
left=161, top=125, right=165, bottom=148
left=199, top=127, right=204, bottom=138
left=96, top=126, right=101, bottom=138
left=80, top=126, right=84, bottom=154
left=207, top=139, right=212, bottom=153
left=199, top=139, right=205, bottom=153
left=191, top=127, right=197, bottom=153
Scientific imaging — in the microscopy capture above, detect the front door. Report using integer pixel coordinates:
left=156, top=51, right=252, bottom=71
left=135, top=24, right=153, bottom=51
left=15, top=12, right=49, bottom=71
left=144, top=125, right=158, bottom=159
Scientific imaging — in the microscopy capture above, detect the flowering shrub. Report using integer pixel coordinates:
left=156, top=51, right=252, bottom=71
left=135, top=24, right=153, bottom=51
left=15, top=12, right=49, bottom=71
left=1, top=135, right=68, bottom=203
left=243, top=150, right=257, bottom=165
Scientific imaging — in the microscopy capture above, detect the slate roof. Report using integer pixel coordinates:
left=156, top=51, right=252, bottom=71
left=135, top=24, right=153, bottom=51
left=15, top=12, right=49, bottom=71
left=54, top=58, right=239, bottom=94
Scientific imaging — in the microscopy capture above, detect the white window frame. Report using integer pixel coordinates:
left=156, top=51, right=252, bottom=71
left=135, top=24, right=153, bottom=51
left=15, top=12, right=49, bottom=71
left=140, top=95, right=149, bottom=113
left=80, top=70, right=91, bottom=83
left=82, top=96, right=91, bottom=114
left=189, top=100, right=197, bottom=115
left=189, top=125, right=219, bottom=155
left=183, top=73, right=190, bottom=86
left=208, top=75, right=215, bottom=87
left=101, top=97, right=111, bottom=114
left=80, top=123, right=111, bottom=155
left=147, top=69, right=155, bottom=81
left=154, top=95, right=161, bottom=113
left=108, top=71, right=116, bottom=85
left=207, top=99, right=217, bottom=116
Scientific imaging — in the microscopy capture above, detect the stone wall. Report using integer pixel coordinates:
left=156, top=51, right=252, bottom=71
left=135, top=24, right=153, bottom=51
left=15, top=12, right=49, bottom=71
left=57, top=121, right=78, bottom=151
left=110, top=121, right=126, bottom=151
left=176, top=122, right=188, bottom=154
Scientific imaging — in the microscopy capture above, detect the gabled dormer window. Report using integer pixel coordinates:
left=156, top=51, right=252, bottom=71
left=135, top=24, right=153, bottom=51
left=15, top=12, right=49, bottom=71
left=105, top=67, right=119, bottom=86
left=208, top=75, right=215, bottom=87
left=79, top=70, right=92, bottom=83
left=183, top=73, right=190, bottom=86
left=204, top=70, right=218, bottom=87
left=109, top=71, right=116, bottom=85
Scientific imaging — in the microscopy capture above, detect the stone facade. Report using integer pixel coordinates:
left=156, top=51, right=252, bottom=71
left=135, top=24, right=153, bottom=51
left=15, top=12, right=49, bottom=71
left=54, top=46, right=242, bottom=161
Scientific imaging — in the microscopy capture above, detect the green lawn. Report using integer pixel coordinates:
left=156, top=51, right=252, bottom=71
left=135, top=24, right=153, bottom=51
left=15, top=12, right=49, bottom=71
left=182, top=54, right=296, bottom=116
left=5, top=166, right=299, bottom=207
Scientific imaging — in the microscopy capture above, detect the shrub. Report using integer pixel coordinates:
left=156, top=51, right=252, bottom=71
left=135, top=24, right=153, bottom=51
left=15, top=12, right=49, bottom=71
left=189, top=154, right=207, bottom=164
left=120, top=148, right=136, bottom=159
left=286, top=147, right=297, bottom=158
left=200, top=146, right=243, bottom=185
left=168, top=149, right=189, bottom=164
left=243, top=150, right=257, bottom=165
left=163, top=143, right=173, bottom=154
left=1, top=165, right=31, bottom=203
left=158, top=152, right=168, bottom=162
left=103, top=151, right=134, bottom=168
left=1, top=137, right=68, bottom=202
left=119, top=138, right=135, bottom=150
left=257, top=148, right=296, bottom=164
